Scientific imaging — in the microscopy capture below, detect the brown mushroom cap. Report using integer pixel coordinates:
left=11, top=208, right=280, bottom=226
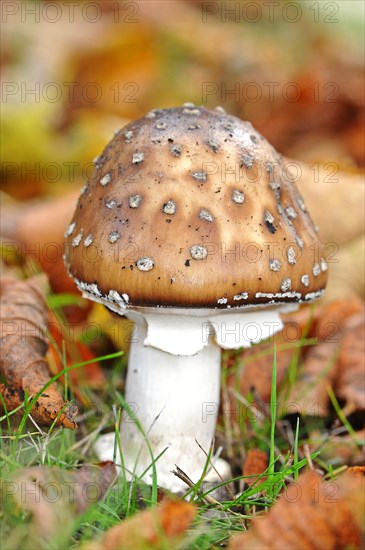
left=64, top=106, right=327, bottom=309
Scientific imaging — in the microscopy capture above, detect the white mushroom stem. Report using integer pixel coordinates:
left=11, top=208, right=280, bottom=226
left=92, top=302, right=298, bottom=492
left=119, top=317, right=221, bottom=492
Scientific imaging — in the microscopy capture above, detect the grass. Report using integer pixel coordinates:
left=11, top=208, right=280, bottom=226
left=0, top=297, right=360, bottom=549
left=268, top=345, right=277, bottom=486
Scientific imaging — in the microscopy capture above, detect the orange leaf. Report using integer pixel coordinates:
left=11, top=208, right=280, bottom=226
left=83, top=500, right=196, bottom=550
left=47, top=318, right=105, bottom=395
left=229, top=470, right=364, bottom=550
left=286, top=340, right=339, bottom=417
left=336, top=313, right=365, bottom=413
left=242, top=449, right=268, bottom=487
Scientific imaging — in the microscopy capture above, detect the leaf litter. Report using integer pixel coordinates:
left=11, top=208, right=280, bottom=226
left=0, top=274, right=77, bottom=429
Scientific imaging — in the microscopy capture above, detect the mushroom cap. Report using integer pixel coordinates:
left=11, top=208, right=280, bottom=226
left=64, top=106, right=327, bottom=310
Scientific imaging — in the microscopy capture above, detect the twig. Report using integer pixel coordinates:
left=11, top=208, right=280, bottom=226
left=303, top=443, right=314, bottom=470
left=195, top=439, right=236, bottom=500
left=172, top=465, right=225, bottom=507
left=172, top=465, right=247, bottom=519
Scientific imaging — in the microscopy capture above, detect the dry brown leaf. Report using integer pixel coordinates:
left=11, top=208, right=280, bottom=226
left=335, top=313, right=365, bottom=413
left=225, top=305, right=316, bottom=412
left=228, top=298, right=364, bottom=420
left=242, top=449, right=268, bottom=487
left=0, top=275, right=77, bottom=428
left=226, top=330, right=300, bottom=405
left=0, top=191, right=82, bottom=298
left=324, top=234, right=365, bottom=303
left=58, top=21, right=156, bottom=125
left=252, top=52, right=364, bottom=163
left=348, top=466, right=365, bottom=476
left=296, top=162, right=364, bottom=248
left=47, top=315, right=106, bottom=395
left=83, top=500, right=196, bottom=550
left=229, top=469, right=364, bottom=550
left=316, top=429, right=365, bottom=467
left=295, top=162, right=364, bottom=304
left=3, top=463, right=116, bottom=546
left=312, top=297, right=365, bottom=342
left=286, top=341, right=339, bottom=417
left=287, top=299, right=365, bottom=416
left=281, top=296, right=363, bottom=345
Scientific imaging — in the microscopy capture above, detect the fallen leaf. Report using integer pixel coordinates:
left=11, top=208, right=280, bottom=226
left=58, top=21, right=156, bottom=125
left=316, top=429, right=365, bottom=467
left=242, top=449, right=268, bottom=487
left=226, top=330, right=301, bottom=405
left=296, top=163, right=364, bottom=303
left=287, top=299, right=365, bottom=416
left=286, top=340, right=339, bottom=417
left=227, top=298, right=365, bottom=421
left=348, top=466, right=365, bottom=476
left=0, top=275, right=77, bottom=428
left=0, top=191, right=84, bottom=298
left=229, top=470, right=364, bottom=550
left=312, top=297, right=364, bottom=342
left=335, top=312, right=365, bottom=413
left=2, top=463, right=116, bottom=547
left=82, top=500, right=196, bottom=550
left=47, top=316, right=106, bottom=395
left=323, top=234, right=365, bottom=303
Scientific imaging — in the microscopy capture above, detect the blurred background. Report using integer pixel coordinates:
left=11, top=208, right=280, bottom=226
left=2, top=0, right=364, bottom=199
left=1, top=0, right=364, bottom=302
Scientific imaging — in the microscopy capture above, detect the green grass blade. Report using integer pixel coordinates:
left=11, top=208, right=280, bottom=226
left=268, top=345, right=277, bottom=484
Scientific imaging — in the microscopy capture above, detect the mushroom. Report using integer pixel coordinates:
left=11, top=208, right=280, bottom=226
left=64, top=105, right=327, bottom=492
